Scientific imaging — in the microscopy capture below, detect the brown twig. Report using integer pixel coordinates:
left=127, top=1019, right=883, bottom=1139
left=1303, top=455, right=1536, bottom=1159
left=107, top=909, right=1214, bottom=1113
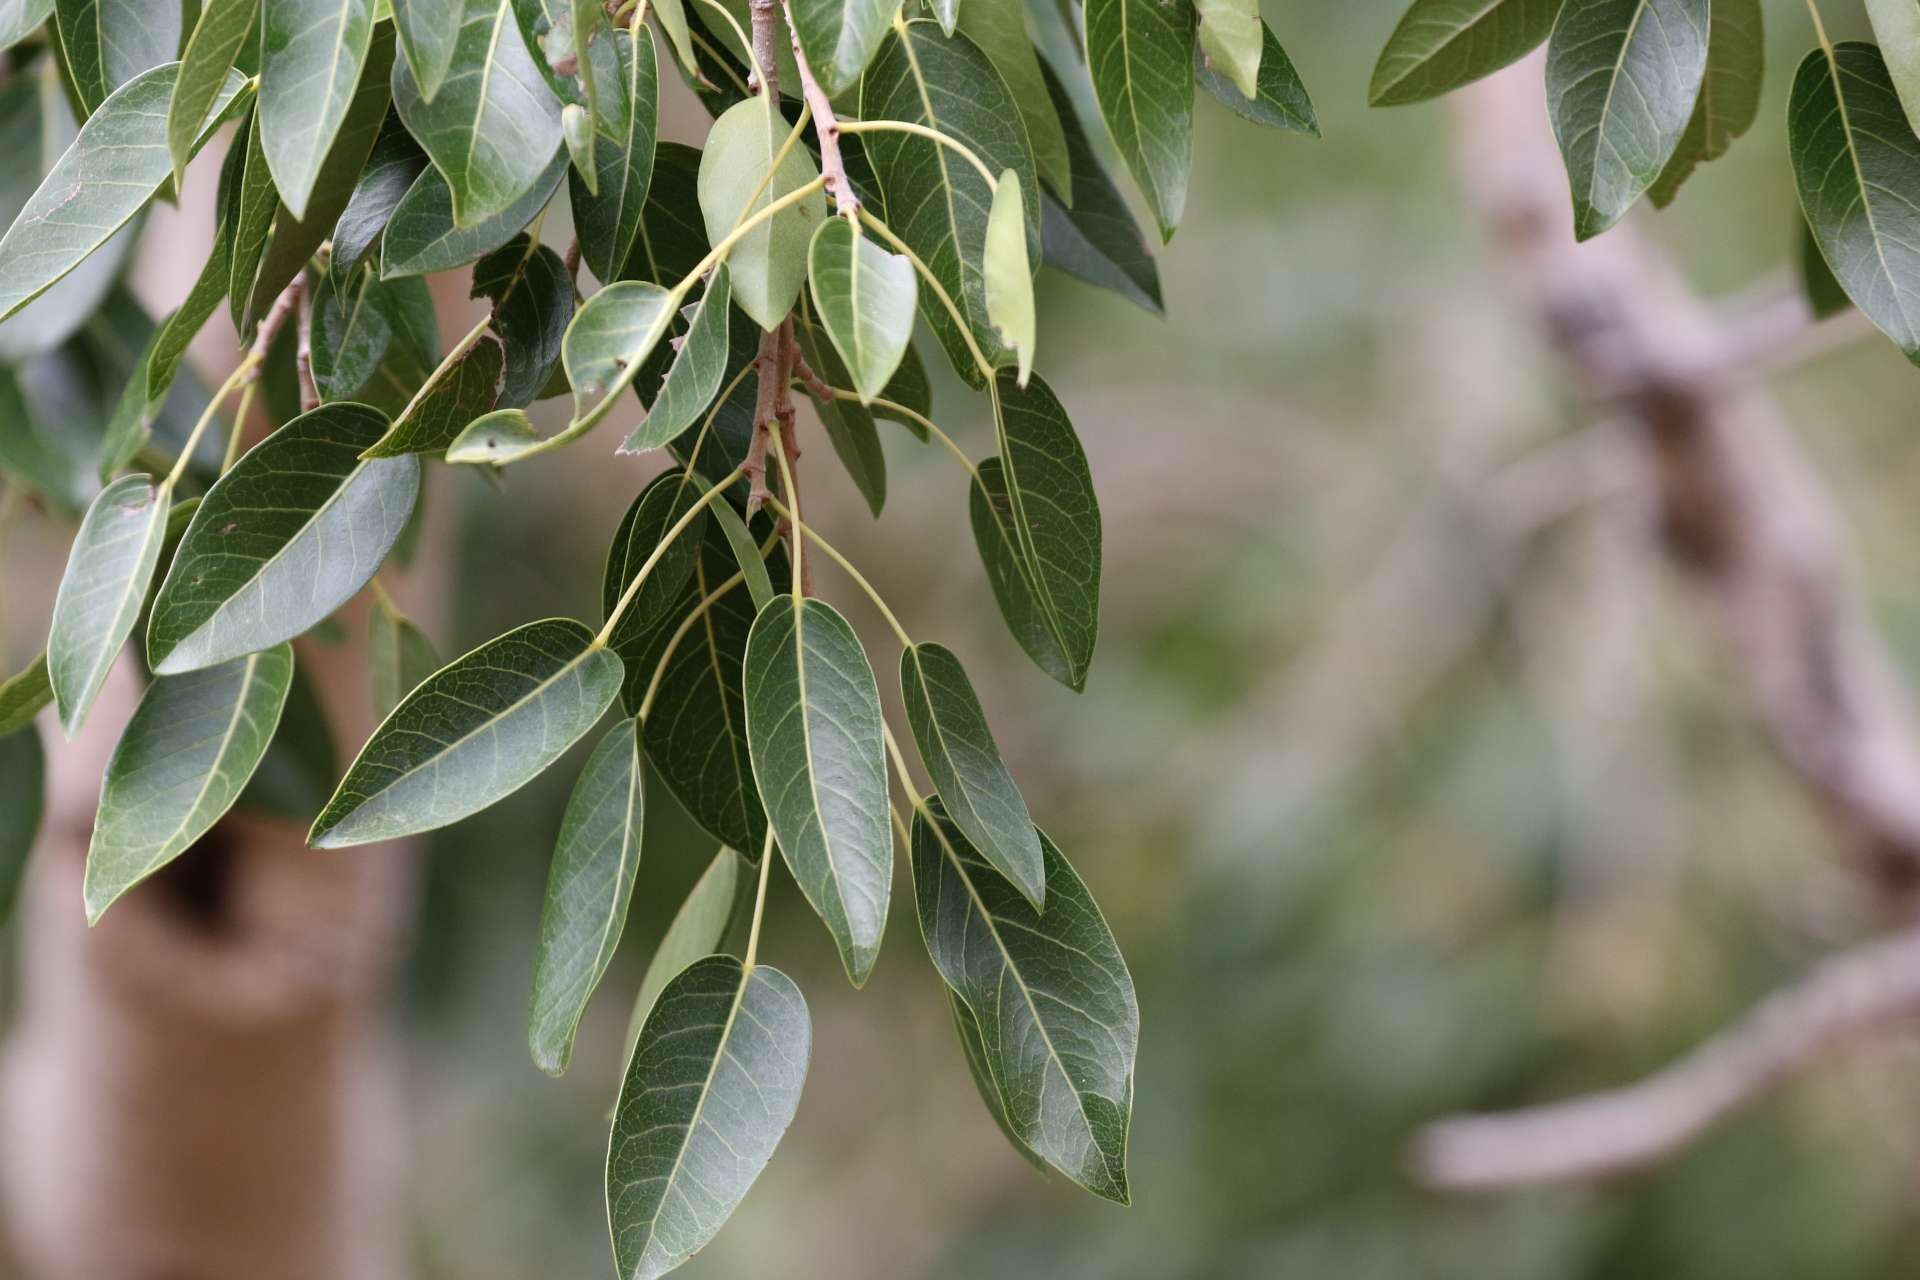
left=790, top=347, right=835, bottom=402
left=293, top=276, right=319, bottom=413
left=784, top=4, right=859, bottom=217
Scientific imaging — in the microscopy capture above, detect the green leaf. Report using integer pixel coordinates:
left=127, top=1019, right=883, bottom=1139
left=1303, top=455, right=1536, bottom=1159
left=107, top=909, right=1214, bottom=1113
left=703, top=479, right=775, bottom=611
left=622, top=266, right=733, bottom=455
left=167, top=0, right=255, bottom=188
left=1369, top=0, right=1561, bottom=107
left=363, top=332, right=506, bottom=455
left=393, top=0, right=564, bottom=228
left=1802, top=214, right=1851, bottom=320
left=944, top=986, right=1049, bottom=1174
left=860, top=22, right=1039, bottom=382
left=698, top=94, right=825, bottom=331
left=910, top=804, right=1137, bottom=1202
left=900, top=641, right=1043, bottom=907
left=311, top=269, right=439, bottom=402
left=54, top=0, right=179, bottom=115
left=1195, top=20, right=1318, bottom=135
left=330, top=115, right=430, bottom=282
left=0, top=724, right=41, bottom=921
left=0, top=652, right=52, bottom=738
left=1083, top=0, right=1194, bottom=239
left=807, top=218, right=914, bottom=404
left=381, top=145, right=568, bottom=277
left=238, top=659, right=339, bottom=819
left=602, top=471, right=710, bottom=706
left=983, top=170, right=1035, bottom=386
left=85, top=644, right=295, bottom=923
left=1648, top=0, right=1762, bottom=208
left=311, top=617, right=624, bottom=847
left=1037, top=65, right=1161, bottom=314
left=1194, top=0, right=1261, bottom=99
left=953, top=0, right=1073, bottom=202
left=568, top=25, right=658, bottom=283
left=392, top=0, right=462, bottom=103
left=744, top=594, right=891, bottom=986
left=144, top=170, right=241, bottom=406
left=0, top=0, right=53, bottom=53
left=564, top=279, right=677, bottom=433
left=1545, top=0, right=1710, bottom=241
left=228, top=109, right=280, bottom=334
left=1790, top=41, right=1920, bottom=363
left=1869, top=0, right=1920, bottom=139
left=259, top=0, right=377, bottom=220
left=369, top=596, right=440, bottom=719
left=789, top=0, right=893, bottom=97
left=473, top=236, right=574, bottom=408
left=625, top=140, right=709, bottom=283
left=623, top=846, right=749, bottom=1058
left=609, top=955, right=810, bottom=1280
left=874, top=341, right=932, bottom=437
left=529, top=716, right=643, bottom=1075
left=970, top=372, right=1100, bottom=691
left=48, top=473, right=170, bottom=737
left=792, top=306, right=887, bottom=516
left=146, top=404, right=420, bottom=674
left=0, top=62, right=249, bottom=324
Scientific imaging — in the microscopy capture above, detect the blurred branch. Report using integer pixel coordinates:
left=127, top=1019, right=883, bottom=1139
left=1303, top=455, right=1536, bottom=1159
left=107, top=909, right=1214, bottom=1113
left=1409, top=926, right=1920, bottom=1189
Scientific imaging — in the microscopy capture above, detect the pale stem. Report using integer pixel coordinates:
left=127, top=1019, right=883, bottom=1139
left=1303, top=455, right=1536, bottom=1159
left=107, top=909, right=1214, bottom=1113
left=743, top=826, right=778, bottom=969
left=837, top=120, right=999, bottom=193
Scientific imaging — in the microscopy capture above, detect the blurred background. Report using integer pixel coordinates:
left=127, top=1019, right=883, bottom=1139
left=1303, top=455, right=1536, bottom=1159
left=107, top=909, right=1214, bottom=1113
left=11, top=3, right=1920, bottom=1277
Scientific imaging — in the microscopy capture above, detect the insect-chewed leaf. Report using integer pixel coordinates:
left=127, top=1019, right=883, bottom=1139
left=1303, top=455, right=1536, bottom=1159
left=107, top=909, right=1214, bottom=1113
left=1369, top=0, right=1560, bottom=107
left=789, top=0, right=893, bottom=97
left=146, top=405, right=420, bottom=674
left=48, top=474, right=171, bottom=738
left=744, top=595, right=892, bottom=987
left=0, top=63, right=249, bottom=324
left=0, top=725, right=41, bottom=922
left=1195, top=20, right=1318, bottom=135
left=954, top=0, right=1073, bottom=201
left=983, top=171, right=1035, bottom=386
left=602, top=471, right=710, bottom=701
left=698, top=94, right=825, bottom=331
left=473, top=237, right=574, bottom=408
left=0, top=652, right=52, bottom=738
left=1036, top=66, right=1161, bottom=315
left=970, top=372, right=1100, bottom=691
left=860, top=22, right=1038, bottom=383
left=393, top=0, right=563, bottom=228
left=1648, top=0, right=1762, bottom=208
left=792, top=310, right=887, bottom=516
left=310, top=617, right=623, bottom=847
left=565, top=279, right=679, bottom=431
left=529, top=717, right=644, bottom=1076
left=911, top=804, right=1137, bottom=1203
left=363, top=332, right=506, bottom=456
left=1083, top=0, right=1194, bottom=240
left=392, top=0, right=462, bottom=103
left=623, top=846, right=749, bottom=1059
left=623, top=266, right=733, bottom=456
left=569, top=25, right=660, bottom=283
left=1, top=0, right=53, bottom=53
left=1790, top=41, right=1920, bottom=364
left=1194, top=0, right=1262, bottom=100
left=85, top=644, right=294, bottom=923
left=608, top=955, right=810, bottom=1280
left=381, top=134, right=568, bottom=278
left=258, top=0, right=378, bottom=221
left=1546, top=0, right=1710, bottom=241
left=54, top=0, right=178, bottom=114
left=901, top=642, right=1043, bottom=907
left=808, top=219, right=914, bottom=405
left=167, top=0, right=256, bottom=187
left=370, top=596, right=441, bottom=719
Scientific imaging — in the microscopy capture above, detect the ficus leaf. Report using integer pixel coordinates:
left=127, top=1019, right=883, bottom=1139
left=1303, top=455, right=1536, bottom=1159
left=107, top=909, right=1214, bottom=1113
left=623, top=846, right=750, bottom=1058
left=0, top=0, right=52, bottom=53
left=1036, top=65, right=1162, bottom=315
left=1194, top=0, right=1262, bottom=100
left=369, top=596, right=441, bottom=719
left=330, top=116, right=431, bottom=283
left=984, top=171, right=1035, bottom=387
left=146, top=404, right=421, bottom=675
left=259, top=0, right=378, bottom=221
left=0, top=652, right=52, bottom=738
left=945, top=986, right=1050, bottom=1174
left=362, top=332, right=506, bottom=456
left=166, top=0, right=256, bottom=189
left=1801, top=214, right=1851, bottom=321
left=54, top=0, right=179, bottom=115
left=622, top=266, right=733, bottom=456
left=698, top=94, right=825, bottom=331
left=381, top=146, right=569, bottom=278
left=85, top=644, right=295, bottom=924
left=564, top=279, right=678, bottom=434
left=807, top=218, right=915, bottom=405
left=608, top=955, right=810, bottom=1280
left=529, top=716, right=644, bottom=1076
left=788, top=0, right=893, bottom=97
left=1083, top=0, right=1194, bottom=240
left=626, top=140, right=709, bottom=284
left=48, top=473, right=170, bottom=738
left=1648, top=0, right=1763, bottom=209
left=1870, top=0, right=1920, bottom=143
left=953, top=0, right=1073, bottom=202
left=744, top=594, right=892, bottom=987
left=602, top=470, right=711, bottom=708
left=391, top=0, right=463, bottom=103
left=228, top=109, right=280, bottom=334
left=1195, top=20, right=1318, bottom=136
left=569, top=24, right=659, bottom=283
left=310, top=617, right=624, bottom=847
left=563, top=104, right=597, bottom=196
left=0, top=725, right=41, bottom=922
left=1369, top=0, right=1561, bottom=107
left=311, top=270, right=440, bottom=403
left=473, top=236, right=574, bottom=409
left=911, top=803, right=1138, bottom=1203
left=792, top=306, right=888, bottom=515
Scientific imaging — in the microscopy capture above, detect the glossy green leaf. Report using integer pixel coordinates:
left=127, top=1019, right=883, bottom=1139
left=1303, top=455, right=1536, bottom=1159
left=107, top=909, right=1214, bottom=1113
left=703, top=480, right=774, bottom=611
left=311, top=617, right=623, bottom=847
left=48, top=474, right=170, bottom=737
left=789, top=0, right=892, bottom=96
left=698, top=95, right=824, bottom=331
left=381, top=144, right=568, bottom=277
left=392, top=0, right=462, bottom=103
left=1194, top=0, right=1260, bottom=99
left=530, top=716, right=643, bottom=1075
left=954, top=0, right=1072, bottom=201
left=808, top=218, right=914, bottom=404
left=944, top=984, right=1049, bottom=1174
left=1869, top=0, right=1920, bottom=139
left=473, top=236, right=574, bottom=408
left=85, top=644, right=294, bottom=923
left=369, top=596, right=441, bottom=719
left=860, top=22, right=1039, bottom=382
left=228, top=109, right=279, bottom=333
left=744, top=595, right=891, bottom=986
left=0, top=63, right=249, bottom=324
left=1545, top=0, right=1710, bottom=241
left=331, top=115, right=430, bottom=282
left=167, top=0, right=255, bottom=188
left=971, top=372, right=1100, bottom=691
left=793, top=303, right=888, bottom=516
left=393, top=0, right=563, bottom=228
left=0, top=653, right=52, bottom=738
left=54, top=0, right=179, bottom=114
left=147, top=404, right=420, bottom=674
left=901, top=641, right=1043, bottom=907
left=565, top=279, right=677, bottom=432
left=569, top=25, right=658, bottom=283
left=1083, top=0, right=1194, bottom=239
left=311, top=268, right=439, bottom=402
left=983, top=171, right=1035, bottom=386
left=603, top=471, right=710, bottom=706
left=259, top=0, right=377, bottom=220
left=622, top=266, right=732, bottom=455
left=609, top=954, right=810, bottom=1280
left=363, top=332, right=506, bottom=455
left=1790, top=41, right=1920, bottom=363
left=623, top=846, right=749, bottom=1057
left=1037, top=65, right=1161, bottom=315
left=1648, top=0, right=1762, bottom=208
left=1369, top=0, right=1561, bottom=106
left=0, top=0, right=52, bottom=52
left=0, top=725, right=41, bottom=921
left=563, top=103, right=596, bottom=194
left=625, top=140, right=708, bottom=283
left=1802, top=214, right=1851, bottom=320
left=911, top=804, right=1137, bottom=1202
left=1195, top=20, right=1318, bottom=135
